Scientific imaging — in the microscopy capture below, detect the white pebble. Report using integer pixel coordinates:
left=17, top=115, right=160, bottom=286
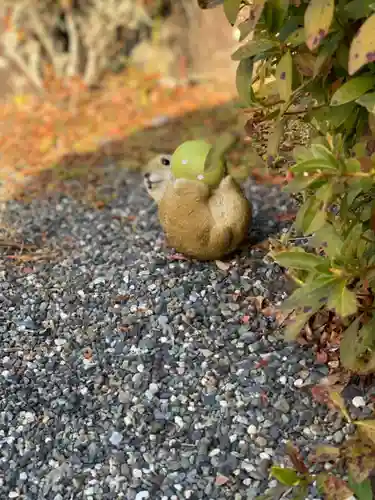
left=294, top=378, right=304, bottom=388
left=279, top=375, right=287, bottom=385
left=19, top=472, right=27, bottom=481
left=174, top=416, right=184, bottom=429
left=133, top=469, right=142, bottom=479
left=8, top=492, right=19, bottom=499
left=135, top=492, right=150, bottom=500
left=352, top=396, right=366, bottom=408
left=109, top=431, right=123, bottom=446
left=247, top=424, right=257, bottom=436
left=54, top=338, right=66, bottom=346
left=148, top=383, right=159, bottom=395
left=137, top=364, right=145, bottom=373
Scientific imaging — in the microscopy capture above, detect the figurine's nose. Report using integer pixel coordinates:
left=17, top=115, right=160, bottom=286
left=144, top=172, right=150, bottom=179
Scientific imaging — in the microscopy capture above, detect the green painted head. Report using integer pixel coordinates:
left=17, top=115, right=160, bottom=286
left=170, top=140, right=225, bottom=188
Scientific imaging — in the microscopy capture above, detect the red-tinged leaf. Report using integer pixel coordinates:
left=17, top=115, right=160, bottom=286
left=311, top=384, right=331, bottom=405
left=316, top=350, right=329, bottom=364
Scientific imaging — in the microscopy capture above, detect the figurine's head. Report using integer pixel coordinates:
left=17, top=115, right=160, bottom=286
left=143, top=154, right=173, bottom=203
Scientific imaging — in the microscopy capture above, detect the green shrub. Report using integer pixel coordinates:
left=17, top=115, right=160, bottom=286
left=201, top=0, right=375, bottom=373
left=198, top=1, right=375, bottom=496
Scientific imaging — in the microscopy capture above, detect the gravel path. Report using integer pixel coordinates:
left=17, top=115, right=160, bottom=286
left=0, top=168, right=371, bottom=500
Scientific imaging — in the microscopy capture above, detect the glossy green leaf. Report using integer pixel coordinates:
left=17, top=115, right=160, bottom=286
left=304, top=0, right=335, bottom=51
left=231, top=39, right=278, bottom=61
left=344, top=0, right=375, bottom=20
left=348, top=475, right=373, bottom=500
left=310, top=144, right=338, bottom=166
left=236, top=59, right=254, bottom=105
left=270, top=466, right=302, bottom=486
left=283, top=174, right=321, bottom=193
left=223, top=0, right=241, bottom=24
left=282, top=274, right=339, bottom=312
left=327, top=280, right=358, bottom=318
left=349, top=13, right=375, bottom=75
left=274, top=249, right=327, bottom=271
left=356, top=92, right=375, bottom=113
left=290, top=158, right=338, bottom=174
left=309, top=102, right=357, bottom=129
left=331, top=76, right=375, bottom=106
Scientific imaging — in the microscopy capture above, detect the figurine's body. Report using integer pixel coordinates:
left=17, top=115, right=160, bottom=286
left=143, top=155, right=252, bottom=261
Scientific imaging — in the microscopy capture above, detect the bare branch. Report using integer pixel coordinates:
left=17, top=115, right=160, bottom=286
left=65, top=10, right=81, bottom=77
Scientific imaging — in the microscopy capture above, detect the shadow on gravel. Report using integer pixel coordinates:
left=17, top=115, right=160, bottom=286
left=4, top=100, right=296, bottom=256
left=11, top=101, right=242, bottom=201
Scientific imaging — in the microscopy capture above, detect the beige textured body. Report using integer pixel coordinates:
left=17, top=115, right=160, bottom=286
left=143, top=156, right=252, bottom=261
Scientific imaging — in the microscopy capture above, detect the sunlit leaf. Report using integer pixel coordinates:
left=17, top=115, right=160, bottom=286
left=270, top=466, right=302, bottom=486
left=304, top=0, right=335, bottom=51
left=331, top=76, right=375, bottom=106
left=348, top=13, right=375, bottom=75
left=275, top=51, right=293, bottom=102
left=327, top=280, right=358, bottom=318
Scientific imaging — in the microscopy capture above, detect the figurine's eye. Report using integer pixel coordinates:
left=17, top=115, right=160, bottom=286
left=161, top=156, right=170, bottom=166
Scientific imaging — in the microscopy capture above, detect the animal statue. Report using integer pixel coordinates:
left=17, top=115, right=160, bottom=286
left=143, top=154, right=252, bottom=261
